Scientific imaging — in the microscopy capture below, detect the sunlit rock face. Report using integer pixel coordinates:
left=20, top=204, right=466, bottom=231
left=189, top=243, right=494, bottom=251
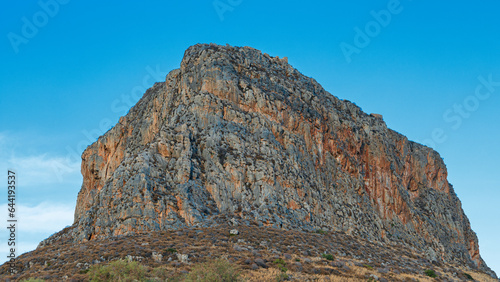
left=62, top=44, right=492, bottom=276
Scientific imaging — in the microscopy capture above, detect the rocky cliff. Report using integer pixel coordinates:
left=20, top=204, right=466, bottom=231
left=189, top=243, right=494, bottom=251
left=51, top=44, right=494, bottom=277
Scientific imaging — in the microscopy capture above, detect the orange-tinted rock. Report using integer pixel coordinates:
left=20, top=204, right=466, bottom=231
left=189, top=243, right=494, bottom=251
left=42, top=44, right=495, bottom=278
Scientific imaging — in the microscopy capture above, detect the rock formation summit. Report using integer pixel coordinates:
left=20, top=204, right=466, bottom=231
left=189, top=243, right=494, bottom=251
left=46, top=44, right=494, bottom=277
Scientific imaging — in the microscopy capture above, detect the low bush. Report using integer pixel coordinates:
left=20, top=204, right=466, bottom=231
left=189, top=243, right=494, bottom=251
left=424, top=269, right=437, bottom=278
left=321, top=253, right=334, bottom=261
left=275, top=272, right=289, bottom=281
left=182, top=258, right=240, bottom=282
left=150, top=266, right=170, bottom=280
left=166, top=248, right=177, bottom=253
left=463, top=272, right=473, bottom=280
left=88, top=259, right=146, bottom=281
left=273, top=258, right=288, bottom=273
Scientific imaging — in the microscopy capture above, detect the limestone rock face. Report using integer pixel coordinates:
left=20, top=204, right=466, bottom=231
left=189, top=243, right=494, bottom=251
left=65, top=44, right=493, bottom=275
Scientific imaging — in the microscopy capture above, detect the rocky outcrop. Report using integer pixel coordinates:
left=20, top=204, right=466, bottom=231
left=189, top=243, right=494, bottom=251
left=51, top=44, right=494, bottom=277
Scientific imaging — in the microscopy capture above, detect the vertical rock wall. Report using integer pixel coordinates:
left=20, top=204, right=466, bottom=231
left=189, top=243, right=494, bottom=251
left=68, top=44, right=492, bottom=275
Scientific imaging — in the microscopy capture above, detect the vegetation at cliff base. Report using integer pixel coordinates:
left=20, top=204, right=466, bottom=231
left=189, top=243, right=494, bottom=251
left=181, top=258, right=241, bottom=282
left=321, top=253, right=334, bottom=261
left=425, top=269, right=437, bottom=278
left=85, top=258, right=241, bottom=282
left=88, top=260, right=146, bottom=281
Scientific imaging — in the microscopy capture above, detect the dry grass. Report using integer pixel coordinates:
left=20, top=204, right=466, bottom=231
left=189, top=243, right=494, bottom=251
left=459, top=267, right=498, bottom=282
left=1, top=221, right=496, bottom=281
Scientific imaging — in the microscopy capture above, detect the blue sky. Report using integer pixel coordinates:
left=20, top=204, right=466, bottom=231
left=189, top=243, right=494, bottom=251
left=1, top=0, right=499, bottom=274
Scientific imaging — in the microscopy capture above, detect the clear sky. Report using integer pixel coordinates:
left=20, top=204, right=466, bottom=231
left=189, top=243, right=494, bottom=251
left=1, top=0, right=499, bottom=275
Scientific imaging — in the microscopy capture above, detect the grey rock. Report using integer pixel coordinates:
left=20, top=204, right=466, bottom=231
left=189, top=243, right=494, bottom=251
left=233, top=244, right=246, bottom=252
left=330, top=261, right=345, bottom=268
left=293, top=262, right=303, bottom=272
left=230, top=218, right=239, bottom=226
left=126, top=255, right=143, bottom=262
left=152, top=252, right=162, bottom=262
left=254, top=258, right=268, bottom=268
left=176, top=253, right=189, bottom=263
left=252, top=250, right=261, bottom=257
left=377, top=268, right=389, bottom=274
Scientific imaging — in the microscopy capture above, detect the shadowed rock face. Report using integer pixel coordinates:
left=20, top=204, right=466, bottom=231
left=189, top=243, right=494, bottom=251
left=60, top=44, right=493, bottom=276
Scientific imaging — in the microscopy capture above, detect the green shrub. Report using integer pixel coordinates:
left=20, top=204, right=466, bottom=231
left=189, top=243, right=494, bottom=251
left=166, top=248, right=177, bottom=253
left=424, top=269, right=437, bottom=278
left=273, top=258, right=288, bottom=273
left=275, top=272, right=289, bottom=281
left=273, top=258, right=286, bottom=265
left=182, top=258, right=240, bottom=282
left=315, top=229, right=327, bottom=235
left=295, top=258, right=300, bottom=262
left=150, top=267, right=170, bottom=280
left=463, top=272, right=473, bottom=280
left=363, top=264, right=373, bottom=269
left=321, top=253, right=334, bottom=261
left=88, top=259, right=146, bottom=282
left=21, top=279, right=45, bottom=282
